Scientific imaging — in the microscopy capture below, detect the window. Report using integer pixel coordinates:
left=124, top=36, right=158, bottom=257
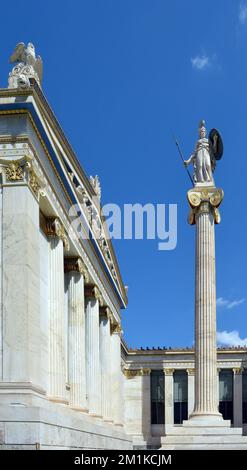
left=173, top=370, right=188, bottom=424
left=151, top=371, right=164, bottom=424
left=243, top=369, right=247, bottom=424
left=219, top=370, right=233, bottom=422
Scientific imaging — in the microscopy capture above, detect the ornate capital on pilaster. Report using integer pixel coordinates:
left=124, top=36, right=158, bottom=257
left=123, top=369, right=143, bottom=379
left=64, top=257, right=89, bottom=283
left=85, top=284, right=104, bottom=306
left=44, top=217, right=70, bottom=251
left=142, top=368, right=151, bottom=376
left=99, top=306, right=112, bottom=320
left=187, top=187, right=224, bottom=225
left=233, top=367, right=242, bottom=375
left=163, top=368, right=174, bottom=376
left=186, top=368, right=195, bottom=376
left=5, top=161, right=24, bottom=181
left=0, top=154, right=45, bottom=201
left=111, top=322, right=123, bottom=336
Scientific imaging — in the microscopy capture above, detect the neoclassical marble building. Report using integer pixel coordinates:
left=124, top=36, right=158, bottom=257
left=0, top=46, right=247, bottom=450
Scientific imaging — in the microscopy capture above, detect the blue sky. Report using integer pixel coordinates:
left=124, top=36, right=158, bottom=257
left=1, top=0, right=247, bottom=348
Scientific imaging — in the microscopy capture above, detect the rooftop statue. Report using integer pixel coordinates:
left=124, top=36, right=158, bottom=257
left=184, top=120, right=223, bottom=186
left=8, top=42, right=43, bottom=89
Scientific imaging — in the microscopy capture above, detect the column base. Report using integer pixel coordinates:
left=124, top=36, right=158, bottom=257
left=186, top=411, right=227, bottom=427
left=89, top=412, right=103, bottom=419
left=70, top=405, right=89, bottom=413
left=48, top=396, right=68, bottom=405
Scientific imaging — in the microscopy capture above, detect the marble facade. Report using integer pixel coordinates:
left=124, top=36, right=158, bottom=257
left=0, top=79, right=246, bottom=450
left=0, top=83, right=131, bottom=449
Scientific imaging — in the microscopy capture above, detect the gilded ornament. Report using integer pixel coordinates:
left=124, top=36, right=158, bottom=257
left=5, top=161, right=24, bottom=181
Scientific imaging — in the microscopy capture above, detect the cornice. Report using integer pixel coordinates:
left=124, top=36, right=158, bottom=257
left=0, top=84, right=128, bottom=306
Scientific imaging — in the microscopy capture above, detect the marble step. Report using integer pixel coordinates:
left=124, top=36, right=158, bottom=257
left=165, top=426, right=243, bottom=435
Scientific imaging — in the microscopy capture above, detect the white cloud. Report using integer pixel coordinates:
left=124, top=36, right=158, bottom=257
left=216, top=297, right=245, bottom=310
left=191, top=55, right=210, bottom=70
left=239, top=2, right=247, bottom=24
left=217, top=330, right=247, bottom=347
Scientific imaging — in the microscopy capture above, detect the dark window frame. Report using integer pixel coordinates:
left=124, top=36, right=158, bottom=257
left=151, top=370, right=164, bottom=425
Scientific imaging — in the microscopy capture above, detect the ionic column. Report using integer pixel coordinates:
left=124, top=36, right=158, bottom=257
left=188, top=188, right=223, bottom=421
left=65, top=257, right=89, bottom=411
left=233, top=368, right=243, bottom=428
left=111, top=322, right=123, bottom=425
left=85, top=285, right=103, bottom=417
left=99, top=307, right=112, bottom=421
left=46, top=217, right=70, bottom=402
left=187, top=369, right=195, bottom=417
left=164, top=368, right=174, bottom=430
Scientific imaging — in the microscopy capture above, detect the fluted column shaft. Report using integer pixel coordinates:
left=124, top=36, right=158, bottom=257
left=99, top=310, right=112, bottom=421
left=111, top=326, right=122, bottom=425
left=67, top=270, right=87, bottom=410
left=85, top=297, right=101, bottom=416
left=49, top=237, right=66, bottom=401
left=192, top=202, right=219, bottom=416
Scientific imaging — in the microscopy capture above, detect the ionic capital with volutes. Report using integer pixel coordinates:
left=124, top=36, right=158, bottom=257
left=84, top=284, right=104, bottom=306
left=187, top=186, right=224, bottom=225
left=43, top=216, right=70, bottom=251
left=64, top=257, right=89, bottom=283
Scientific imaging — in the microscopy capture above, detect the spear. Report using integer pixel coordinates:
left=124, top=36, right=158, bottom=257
left=174, top=136, right=194, bottom=185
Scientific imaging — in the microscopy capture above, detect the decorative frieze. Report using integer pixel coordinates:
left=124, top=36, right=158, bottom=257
left=64, top=257, right=89, bottom=283
left=44, top=216, right=70, bottom=252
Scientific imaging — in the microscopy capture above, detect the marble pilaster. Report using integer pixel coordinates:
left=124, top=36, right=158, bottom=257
left=187, top=369, right=195, bottom=417
left=2, top=184, right=41, bottom=387
left=142, top=368, right=151, bottom=440
left=164, top=368, right=174, bottom=428
left=233, top=368, right=243, bottom=428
